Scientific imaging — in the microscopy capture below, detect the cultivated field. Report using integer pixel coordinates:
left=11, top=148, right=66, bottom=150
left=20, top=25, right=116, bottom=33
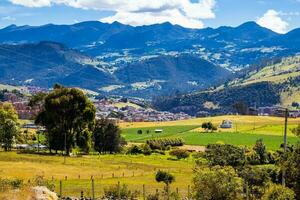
left=0, top=152, right=193, bottom=198
left=121, top=115, right=300, bottom=150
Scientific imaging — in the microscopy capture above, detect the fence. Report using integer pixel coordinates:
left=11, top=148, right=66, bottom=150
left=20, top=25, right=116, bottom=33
left=51, top=175, right=192, bottom=199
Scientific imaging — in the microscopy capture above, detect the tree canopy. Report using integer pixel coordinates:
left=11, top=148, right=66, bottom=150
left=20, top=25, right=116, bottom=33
left=93, top=119, right=125, bottom=154
left=35, top=86, right=95, bottom=154
left=0, top=103, right=19, bottom=151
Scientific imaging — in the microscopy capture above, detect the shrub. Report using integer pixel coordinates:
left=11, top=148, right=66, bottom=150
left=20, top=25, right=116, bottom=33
left=238, top=166, right=270, bottom=199
left=126, top=144, right=152, bottom=155
left=146, top=138, right=184, bottom=150
left=169, top=149, right=190, bottom=159
left=141, top=144, right=152, bottom=155
left=0, top=178, right=23, bottom=192
left=253, top=139, right=269, bottom=164
left=155, top=170, right=175, bottom=186
left=103, top=184, right=139, bottom=200
left=205, top=144, right=246, bottom=167
left=193, top=166, right=243, bottom=200
left=146, top=193, right=159, bottom=200
left=263, top=184, right=295, bottom=200
left=137, top=130, right=143, bottom=134
left=126, top=145, right=143, bottom=155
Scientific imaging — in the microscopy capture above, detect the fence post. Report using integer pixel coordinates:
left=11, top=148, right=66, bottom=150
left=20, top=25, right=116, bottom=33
left=176, top=187, right=179, bottom=194
left=143, top=184, right=146, bottom=200
left=91, top=178, right=95, bottom=200
left=59, top=180, right=62, bottom=200
left=117, top=181, right=121, bottom=199
left=188, top=185, right=190, bottom=200
left=246, top=181, right=249, bottom=200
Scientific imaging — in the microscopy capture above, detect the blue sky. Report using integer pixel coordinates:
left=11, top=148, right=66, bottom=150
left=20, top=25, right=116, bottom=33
left=1, top=0, right=300, bottom=33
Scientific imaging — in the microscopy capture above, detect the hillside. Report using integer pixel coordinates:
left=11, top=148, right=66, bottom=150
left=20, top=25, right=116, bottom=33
left=0, top=42, right=230, bottom=97
left=0, top=41, right=116, bottom=88
left=154, top=55, right=300, bottom=115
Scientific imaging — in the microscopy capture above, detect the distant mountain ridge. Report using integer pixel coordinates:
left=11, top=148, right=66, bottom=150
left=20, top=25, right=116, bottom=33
left=0, top=21, right=300, bottom=98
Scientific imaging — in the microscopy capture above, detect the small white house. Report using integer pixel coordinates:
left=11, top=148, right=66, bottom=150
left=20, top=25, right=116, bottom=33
left=155, top=129, right=163, bottom=133
left=220, top=120, right=233, bottom=129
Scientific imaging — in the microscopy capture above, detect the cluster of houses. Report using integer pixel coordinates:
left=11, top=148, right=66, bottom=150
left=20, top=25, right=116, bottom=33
left=252, top=106, right=300, bottom=118
left=3, top=92, right=42, bottom=119
left=94, top=99, right=191, bottom=122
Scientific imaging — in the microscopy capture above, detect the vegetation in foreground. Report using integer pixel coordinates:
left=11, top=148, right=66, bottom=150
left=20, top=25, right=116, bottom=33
left=0, top=85, right=299, bottom=199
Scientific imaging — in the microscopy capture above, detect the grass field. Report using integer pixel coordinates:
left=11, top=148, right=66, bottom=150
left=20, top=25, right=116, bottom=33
left=121, top=115, right=300, bottom=150
left=0, top=152, right=193, bottom=198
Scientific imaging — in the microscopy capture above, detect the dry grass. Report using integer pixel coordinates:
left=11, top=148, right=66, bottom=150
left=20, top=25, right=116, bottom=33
left=119, top=115, right=300, bottom=129
left=0, top=152, right=194, bottom=198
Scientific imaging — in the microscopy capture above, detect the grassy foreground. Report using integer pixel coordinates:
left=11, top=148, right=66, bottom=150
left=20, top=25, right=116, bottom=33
left=0, top=152, right=193, bottom=198
left=121, top=115, right=300, bottom=150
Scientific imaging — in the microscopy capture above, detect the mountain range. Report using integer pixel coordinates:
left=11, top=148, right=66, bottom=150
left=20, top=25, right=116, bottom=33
left=0, top=21, right=300, bottom=98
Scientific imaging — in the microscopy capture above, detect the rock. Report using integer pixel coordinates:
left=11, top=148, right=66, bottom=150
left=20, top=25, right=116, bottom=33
left=31, top=186, right=58, bottom=200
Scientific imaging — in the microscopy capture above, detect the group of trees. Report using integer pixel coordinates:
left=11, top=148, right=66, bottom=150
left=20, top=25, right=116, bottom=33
left=35, top=85, right=124, bottom=154
left=201, top=122, right=218, bottom=132
left=192, top=138, right=300, bottom=200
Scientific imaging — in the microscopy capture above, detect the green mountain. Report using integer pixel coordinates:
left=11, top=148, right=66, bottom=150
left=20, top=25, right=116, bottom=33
left=153, top=55, right=300, bottom=115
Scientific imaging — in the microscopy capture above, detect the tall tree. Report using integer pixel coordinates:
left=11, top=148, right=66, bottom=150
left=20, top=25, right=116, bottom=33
left=0, top=103, right=19, bottom=151
left=35, top=86, right=95, bottom=154
left=93, top=119, right=124, bottom=154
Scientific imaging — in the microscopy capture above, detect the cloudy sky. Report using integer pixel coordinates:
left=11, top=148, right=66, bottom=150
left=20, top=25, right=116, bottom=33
left=0, top=0, right=300, bottom=33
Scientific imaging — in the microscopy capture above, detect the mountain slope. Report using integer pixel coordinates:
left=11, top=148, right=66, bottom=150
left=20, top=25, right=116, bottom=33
left=0, top=42, right=231, bottom=97
left=0, top=41, right=116, bottom=88
left=154, top=55, right=300, bottom=115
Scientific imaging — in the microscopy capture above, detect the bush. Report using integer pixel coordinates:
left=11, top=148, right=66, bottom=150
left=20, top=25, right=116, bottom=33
left=126, top=145, right=143, bottom=155
left=141, top=144, right=152, bottom=155
left=155, top=170, right=175, bottom=186
left=146, top=193, right=159, bottom=200
left=238, top=166, right=270, bottom=199
left=146, top=138, right=184, bottom=150
left=169, top=149, right=190, bottom=159
left=137, top=130, right=143, bottom=134
left=263, top=184, right=295, bottom=200
left=126, top=144, right=152, bottom=155
left=205, top=144, right=246, bottom=167
left=0, top=178, right=23, bottom=192
left=193, top=166, right=243, bottom=200
left=103, top=184, right=139, bottom=200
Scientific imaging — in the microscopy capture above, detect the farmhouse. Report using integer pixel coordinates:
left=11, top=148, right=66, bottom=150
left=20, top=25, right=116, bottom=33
left=220, top=120, right=233, bottom=128
left=155, top=129, right=163, bottom=133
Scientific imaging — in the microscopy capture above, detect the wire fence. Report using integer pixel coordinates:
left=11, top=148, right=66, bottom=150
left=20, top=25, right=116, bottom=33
left=52, top=176, right=191, bottom=199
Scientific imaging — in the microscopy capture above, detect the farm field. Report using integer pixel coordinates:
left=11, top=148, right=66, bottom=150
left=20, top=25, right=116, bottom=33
left=0, top=152, right=193, bottom=198
left=121, top=115, right=300, bottom=150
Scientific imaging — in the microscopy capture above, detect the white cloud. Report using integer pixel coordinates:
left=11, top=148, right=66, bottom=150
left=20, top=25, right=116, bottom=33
left=9, top=0, right=51, bottom=7
left=1, top=16, right=16, bottom=21
left=257, top=9, right=289, bottom=34
left=8, top=0, right=216, bottom=28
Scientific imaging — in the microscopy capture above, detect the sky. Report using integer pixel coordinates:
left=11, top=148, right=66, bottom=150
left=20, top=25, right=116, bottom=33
left=0, top=0, right=300, bottom=34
